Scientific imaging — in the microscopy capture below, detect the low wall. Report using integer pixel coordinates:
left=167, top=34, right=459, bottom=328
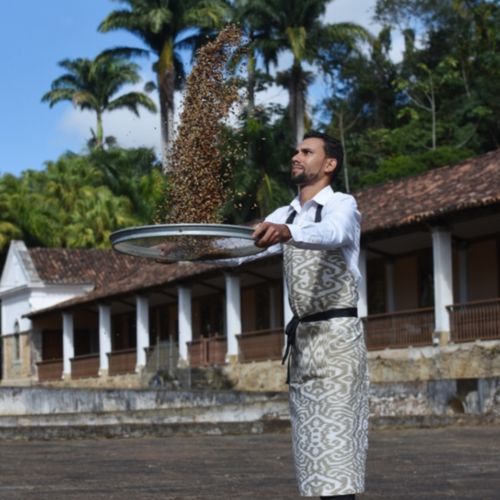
left=367, top=340, right=500, bottom=383
left=0, top=387, right=287, bottom=418
left=2, top=340, right=499, bottom=393
left=370, top=378, right=500, bottom=417
left=222, top=340, right=500, bottom=391
left=1, top=377, right=499, bottom=423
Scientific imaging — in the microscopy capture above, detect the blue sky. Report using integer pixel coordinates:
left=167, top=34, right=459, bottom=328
left=0, top=0, right=399, bottom=177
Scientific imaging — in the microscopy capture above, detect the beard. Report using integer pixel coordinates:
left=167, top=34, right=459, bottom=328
left=291, top=168, right=318, bottom=185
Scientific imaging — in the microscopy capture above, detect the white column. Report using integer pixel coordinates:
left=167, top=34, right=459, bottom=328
left=269, top=284, right=278, bottom=329
left=432, top=227, right=454, bottom=344
left=225, top=273, right=241, bottom=360
left=358, top=249, right=368, bottom=317
left=458, top=243, right=468, bottom=303
left=283, top=274, right=294, bottom=326
left=98, top=303, right=112, bottom=374
left=178, top=285, right=192, bottom=361
left=136, top=295, right=150, bottom=370
left=62, top=312, right=74, bottom=379
left=385, top=260, right=395, bottom=313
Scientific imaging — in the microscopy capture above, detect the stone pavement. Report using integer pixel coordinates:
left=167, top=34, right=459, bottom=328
left=0, top=425, right=498, bottom=499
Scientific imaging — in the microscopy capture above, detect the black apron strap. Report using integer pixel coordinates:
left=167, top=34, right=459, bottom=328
left=285, top=204, right=323, bottom=225
left=315, top=204, right=323, bottom=222
left=285, top=209, right=296, bottom=224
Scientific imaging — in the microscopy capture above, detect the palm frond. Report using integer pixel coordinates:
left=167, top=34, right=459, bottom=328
left=107, top=92, right=158, bottom=115
left=286, top=26, right=307, bottom=61
left=41, top=88, right=78, bottom=106
left=98, top=46, right=151, bottom=60
left=72, top=91, right=100, bottom=111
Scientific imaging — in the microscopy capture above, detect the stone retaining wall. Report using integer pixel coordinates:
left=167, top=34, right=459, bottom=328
left=0, top=387, right=287, bottom=417
left=366, top=340, right=500, bottom=383
left=1, top=377, right=499, bottom=424
left=3, top=340, right=499, bottom=394
left=220, top=340, right=500, bottom=391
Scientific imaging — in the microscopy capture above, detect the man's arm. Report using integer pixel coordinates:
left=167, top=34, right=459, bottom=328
left=253, top=222, right=291, bottom=248
left=157, top=206, right=292, bottom=265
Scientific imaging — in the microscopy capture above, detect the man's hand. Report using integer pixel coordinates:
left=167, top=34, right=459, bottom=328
left=153, top=242, right=178, bottom=265
left=253, top=222, right=291, bottom=248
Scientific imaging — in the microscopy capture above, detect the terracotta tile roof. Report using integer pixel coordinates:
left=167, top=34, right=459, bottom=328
left=28, top=248, right=144, bottom=288
left=24, top=260, right=219, bottom=318
left=353, top=150, right=500, bottom=234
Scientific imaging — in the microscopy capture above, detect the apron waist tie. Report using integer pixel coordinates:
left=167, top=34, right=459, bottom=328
left=282, top=307, right=358, bottom=384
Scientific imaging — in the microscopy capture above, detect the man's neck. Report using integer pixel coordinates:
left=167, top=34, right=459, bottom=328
left=299, top=183, right=328, bottom=206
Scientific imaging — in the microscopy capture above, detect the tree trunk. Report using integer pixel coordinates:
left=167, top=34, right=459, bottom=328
left=338, top=113, right=350, bottom=193
left=247, top=48, right=256, bottom=161
left=158, top=38, right=176, bottom=172
left=430, top=78, right=436, bottom=150
left=96, top=113, right=104, bottom=149
left=290, top=61, right=305, bottom=145
left=247, top=48, right=256, bottom=112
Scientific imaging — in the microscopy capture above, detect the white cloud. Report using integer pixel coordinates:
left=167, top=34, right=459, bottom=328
left=324, top=0, right=406, bottom=62
left=324, top=0, right=377, bottom=31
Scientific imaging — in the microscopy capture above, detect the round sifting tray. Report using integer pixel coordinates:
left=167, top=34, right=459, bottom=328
left=109, top=223, right=265, bottom=261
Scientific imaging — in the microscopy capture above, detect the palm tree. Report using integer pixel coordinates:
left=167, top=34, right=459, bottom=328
left=88, top=146, right=166, bottom=223
left=0, top=173, right=61, bottom=249
left=34, top=154, right=141, bottom=249
left=231, top=0, right=276, bottom=112
left=65, top=188, right=139, bottom=249
left=98, top=0, right=229, bottom=164
left=42, top=53, right=157, bottom=148
left=242, top=0, right=370, bottom=145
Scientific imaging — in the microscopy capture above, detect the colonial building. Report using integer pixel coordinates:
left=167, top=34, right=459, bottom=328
left=0, top=244, right=142, bottom=383
left=1, top=150, right=499, bottom=387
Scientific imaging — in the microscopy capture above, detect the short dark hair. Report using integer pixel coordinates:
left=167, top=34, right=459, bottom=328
left=303, top=131, right=344, bottom=181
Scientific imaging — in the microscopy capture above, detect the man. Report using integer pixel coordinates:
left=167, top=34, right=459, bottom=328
left=158, top=131, right=368, bottom=498
left=251, top=131, right=369, bottom=499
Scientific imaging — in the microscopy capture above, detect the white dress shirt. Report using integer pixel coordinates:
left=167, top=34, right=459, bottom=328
left=226, top=186, right=362, bottom=288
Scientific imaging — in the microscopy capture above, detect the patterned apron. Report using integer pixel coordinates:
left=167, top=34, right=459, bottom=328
left=284, top=242, right=369, bottom=497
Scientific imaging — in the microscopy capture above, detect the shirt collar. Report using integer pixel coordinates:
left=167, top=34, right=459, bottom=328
left=290, top=185, right=334, bottom=211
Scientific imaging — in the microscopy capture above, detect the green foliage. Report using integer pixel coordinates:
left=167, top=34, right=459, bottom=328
left=361, top=146, right=474, bottom=186
left=0, top=148, right=164, bottom=253
left=239, top=0, right=370, bottom=144
left=313, top=0, right=500, bottom=191
left=221, top=105, right=295, bottom=224
left=87, top=147, right=165, bottom=222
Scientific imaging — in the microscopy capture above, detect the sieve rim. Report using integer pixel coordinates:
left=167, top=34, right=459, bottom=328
left=109, top=223, right=264, bottom=261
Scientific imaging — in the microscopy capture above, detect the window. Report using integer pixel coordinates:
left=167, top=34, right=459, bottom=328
left=367, top=258, right=386, bottom=315
left=13, top=321, right=20, bottom=363
left=418, top=251, right=434, bottom=308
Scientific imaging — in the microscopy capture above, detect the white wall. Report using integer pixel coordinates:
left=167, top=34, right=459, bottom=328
left=0, top=253, right=26, bottom=291
left=1, top=291, right=32, bottom=335
left=1, top=285, right=93, bottom=336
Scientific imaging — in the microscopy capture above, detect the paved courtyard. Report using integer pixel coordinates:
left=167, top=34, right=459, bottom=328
left=0, top=425, right=498, bottom=499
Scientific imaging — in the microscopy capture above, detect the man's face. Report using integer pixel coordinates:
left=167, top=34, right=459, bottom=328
left=291, top=137, right=336, bottom=186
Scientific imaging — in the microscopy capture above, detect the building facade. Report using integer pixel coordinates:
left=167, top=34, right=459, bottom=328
left=1, top=151, right=500, bottom=387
